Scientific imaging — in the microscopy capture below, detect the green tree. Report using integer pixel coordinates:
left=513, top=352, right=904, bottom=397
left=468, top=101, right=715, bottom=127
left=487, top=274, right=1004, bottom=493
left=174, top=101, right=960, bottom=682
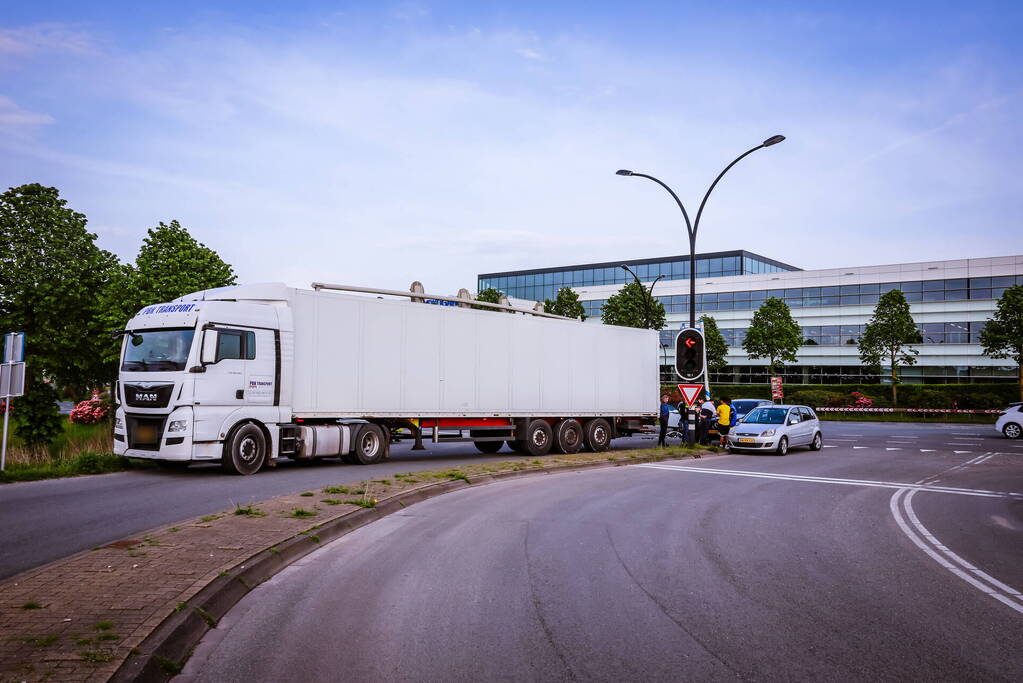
left=601, top=281, right=666, bottom=329
left=980, top=284, right=1023, bottom=402
left=700, top=315, right=729, bottom=371
left=543, top=287, right=586, bottom=320
left=857, top=289, right=920, bottom=408
left=472, top=287, right=503, bottom=311
left=12, top=377, right=64, bottom=447
left=743, top=297, right=801, bottom=382
left=99, top=220, right=237, bottom=372
left=0, top=184, right=118, bottom=442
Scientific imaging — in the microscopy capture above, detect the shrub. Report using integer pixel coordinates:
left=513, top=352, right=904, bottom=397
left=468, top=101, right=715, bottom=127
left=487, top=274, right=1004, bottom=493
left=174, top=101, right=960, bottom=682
left=69, top=392, right=110, bottom=425
left=911, top=389, right=947, bottom=409
left=847, top=391, right=873, bottom=408
left=787, top=390, right=845, bottom=408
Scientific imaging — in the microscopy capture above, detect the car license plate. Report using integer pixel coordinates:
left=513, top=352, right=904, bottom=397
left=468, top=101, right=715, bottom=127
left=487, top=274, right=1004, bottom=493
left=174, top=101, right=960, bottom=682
left=738, top=438, right=755, bottom=443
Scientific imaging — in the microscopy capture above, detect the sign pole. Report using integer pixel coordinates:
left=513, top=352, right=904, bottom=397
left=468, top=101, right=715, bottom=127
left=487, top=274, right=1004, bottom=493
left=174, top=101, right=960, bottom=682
left=0, top=398, right=9, bottom=472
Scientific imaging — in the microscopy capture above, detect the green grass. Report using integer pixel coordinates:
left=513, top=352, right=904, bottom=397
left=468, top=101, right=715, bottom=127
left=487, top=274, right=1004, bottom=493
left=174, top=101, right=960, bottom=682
left=0, top=451, right=154, bottom=484
left=290, top=508, right=316, bottom=518
left=27, top=634, right=58, bottom=647
left=21, top=601, right=42, bottom=610
left=95, top=620, right=113, bottom=631
left=323, top=486, right=349, bottom=494
left=320, top=498, right=344, bottom=505
left=79, top=649, right=113, bottom=663
left=300, top=491, right=314, bottom=497
left=344, top=499, right=376, bottom=508
left=233, top=504, right=265, bottom=517
left=96, top=633, right=120, bottom=642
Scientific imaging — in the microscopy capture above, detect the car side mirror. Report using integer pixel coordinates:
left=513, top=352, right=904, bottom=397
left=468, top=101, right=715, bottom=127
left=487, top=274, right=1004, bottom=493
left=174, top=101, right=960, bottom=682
left=201, top=331, right=219, bottom=365
left=788, top=417, right=799, bottom=425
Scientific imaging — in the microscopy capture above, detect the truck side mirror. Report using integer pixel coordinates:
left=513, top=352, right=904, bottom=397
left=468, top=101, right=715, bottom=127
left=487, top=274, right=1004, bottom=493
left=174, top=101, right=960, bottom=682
left=201, top=331, right=219, bottom=365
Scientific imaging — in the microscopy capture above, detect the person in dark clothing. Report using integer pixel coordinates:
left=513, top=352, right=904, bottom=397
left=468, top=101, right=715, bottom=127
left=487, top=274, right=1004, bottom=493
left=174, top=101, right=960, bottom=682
left=675, top=401, right=690, bottom=442
left=658, top=395, right=671, bottom=447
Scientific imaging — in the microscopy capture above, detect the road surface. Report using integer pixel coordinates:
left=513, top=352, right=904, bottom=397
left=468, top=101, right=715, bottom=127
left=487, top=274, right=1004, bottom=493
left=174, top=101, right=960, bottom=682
left=181, top=422, right=1022, bottom=681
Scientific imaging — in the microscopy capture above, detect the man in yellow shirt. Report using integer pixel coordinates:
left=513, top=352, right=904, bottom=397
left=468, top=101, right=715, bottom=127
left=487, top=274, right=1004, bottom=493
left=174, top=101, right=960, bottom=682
left=715, top=398, right=732, bottom=448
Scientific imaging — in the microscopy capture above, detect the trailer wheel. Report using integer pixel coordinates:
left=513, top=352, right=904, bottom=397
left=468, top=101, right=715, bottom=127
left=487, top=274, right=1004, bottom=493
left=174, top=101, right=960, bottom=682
left=553, top=419, right=583, bottom=454
left=508, top=440, right=528, bottom=454
left=524, top=419, right=553, bottom=457
left=469, top=430, right=504, bottom=454
left=352, top=424, right=388, bottom=465
left=583, top=418, right=612, bottom=452
left=222, top=423, right=266, bottom=475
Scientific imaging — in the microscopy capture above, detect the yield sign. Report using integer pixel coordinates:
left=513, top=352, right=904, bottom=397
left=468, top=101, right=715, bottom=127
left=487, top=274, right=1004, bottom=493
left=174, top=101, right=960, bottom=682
left=677, top=384, right=704, bottom=407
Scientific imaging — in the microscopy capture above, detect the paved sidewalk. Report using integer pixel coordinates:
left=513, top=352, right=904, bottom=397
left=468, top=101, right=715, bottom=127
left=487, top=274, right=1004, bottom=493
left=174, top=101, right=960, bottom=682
left=0, top=448, right=704, bottom=682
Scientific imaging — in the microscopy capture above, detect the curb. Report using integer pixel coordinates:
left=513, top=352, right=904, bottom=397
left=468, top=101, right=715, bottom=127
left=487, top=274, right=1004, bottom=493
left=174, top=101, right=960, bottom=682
left=111, top=451, right=704, bottom=681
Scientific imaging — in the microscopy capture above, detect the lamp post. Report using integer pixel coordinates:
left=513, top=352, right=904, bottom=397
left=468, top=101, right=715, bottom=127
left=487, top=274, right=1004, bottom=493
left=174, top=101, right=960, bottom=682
left=616, top=134, right=785, bottom=329
left=619, top=264, right=665, bottom=330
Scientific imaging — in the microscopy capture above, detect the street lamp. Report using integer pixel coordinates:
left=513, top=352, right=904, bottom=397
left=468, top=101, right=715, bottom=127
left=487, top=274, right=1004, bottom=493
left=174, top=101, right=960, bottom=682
left=619, top=264, right=665, bottom=330
left=616, top=134, right=785, bottom=328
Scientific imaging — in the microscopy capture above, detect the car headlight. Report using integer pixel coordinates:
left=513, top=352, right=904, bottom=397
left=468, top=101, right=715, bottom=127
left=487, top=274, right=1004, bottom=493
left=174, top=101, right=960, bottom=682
left=761, top=428, right=776, bottom=436
left=168, top=420, right=188, bottom=433
left=114, top=417, right=124, bottom=430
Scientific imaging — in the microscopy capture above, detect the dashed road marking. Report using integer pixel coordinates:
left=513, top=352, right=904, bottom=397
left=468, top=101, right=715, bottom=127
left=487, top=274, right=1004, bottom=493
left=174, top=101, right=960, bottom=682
left=886, top=448, right=902, bottom=451
left=953, top=450, right=973, bottom=454
left=823, top=445, right=838, bottom=448
left=919, top=449, right=936, bottom=453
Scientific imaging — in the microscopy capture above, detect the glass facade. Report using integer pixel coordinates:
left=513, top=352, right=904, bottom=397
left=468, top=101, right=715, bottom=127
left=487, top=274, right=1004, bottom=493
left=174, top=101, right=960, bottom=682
left=478, top=252, right=792, bottom=304
left=713, top=321, right=987, bottom=348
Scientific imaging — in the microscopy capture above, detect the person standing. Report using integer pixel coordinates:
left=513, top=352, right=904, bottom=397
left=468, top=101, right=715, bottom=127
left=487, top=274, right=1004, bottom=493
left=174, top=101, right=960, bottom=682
left=698, top=397, right=715, bottom=444
left=716, top=398, right=732, bottom=448
left=658, top=395, right=671, bottom=447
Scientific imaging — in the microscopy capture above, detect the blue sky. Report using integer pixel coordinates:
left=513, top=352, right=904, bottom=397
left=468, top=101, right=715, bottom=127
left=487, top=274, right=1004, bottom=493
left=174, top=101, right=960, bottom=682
left=2, top=2, right=1021, bottom=295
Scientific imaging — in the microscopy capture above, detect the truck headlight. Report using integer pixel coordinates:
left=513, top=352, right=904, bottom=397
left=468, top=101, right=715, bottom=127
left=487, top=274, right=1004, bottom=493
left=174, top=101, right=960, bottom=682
left=114, top=417, right=124, bottom=430
left=761, top=428, right=776, bottom=437
left=168, top=420, right=188, bottom=433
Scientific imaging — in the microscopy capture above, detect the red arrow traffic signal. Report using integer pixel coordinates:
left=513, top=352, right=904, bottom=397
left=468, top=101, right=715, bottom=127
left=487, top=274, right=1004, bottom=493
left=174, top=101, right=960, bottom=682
left=674, top=328, right=705, bottom=382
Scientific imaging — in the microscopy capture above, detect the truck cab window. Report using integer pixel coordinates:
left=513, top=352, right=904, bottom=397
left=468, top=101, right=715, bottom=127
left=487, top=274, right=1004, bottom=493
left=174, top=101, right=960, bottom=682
left=216, top=330, right=256, bottom=361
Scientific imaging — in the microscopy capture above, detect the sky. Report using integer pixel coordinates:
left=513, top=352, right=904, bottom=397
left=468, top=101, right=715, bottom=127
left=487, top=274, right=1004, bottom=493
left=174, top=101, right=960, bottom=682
left=2, top=1, right=1022, bottom=296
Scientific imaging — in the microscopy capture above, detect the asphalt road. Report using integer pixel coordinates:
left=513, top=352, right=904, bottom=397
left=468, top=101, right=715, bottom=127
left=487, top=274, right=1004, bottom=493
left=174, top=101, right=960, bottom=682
left=0, top=435, right=649, bottom=580
left=181, top=422, right=1022, bottom=682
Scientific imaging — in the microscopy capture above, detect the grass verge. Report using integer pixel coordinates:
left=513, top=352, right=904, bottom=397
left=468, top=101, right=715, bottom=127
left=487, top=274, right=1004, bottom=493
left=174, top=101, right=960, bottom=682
left=0, top=452, right=154, bottom=484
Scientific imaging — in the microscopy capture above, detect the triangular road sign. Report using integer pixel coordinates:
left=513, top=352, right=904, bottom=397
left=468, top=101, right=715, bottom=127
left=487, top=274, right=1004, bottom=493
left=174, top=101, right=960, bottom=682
left=677, top=384, right=704, bottom=407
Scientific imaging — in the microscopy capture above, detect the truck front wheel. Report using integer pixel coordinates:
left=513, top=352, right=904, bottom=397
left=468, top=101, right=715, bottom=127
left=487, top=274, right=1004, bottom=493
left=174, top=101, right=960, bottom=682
left=352, top=424, right=388, bottom=465
left=222, top=423, right=266, bottom=475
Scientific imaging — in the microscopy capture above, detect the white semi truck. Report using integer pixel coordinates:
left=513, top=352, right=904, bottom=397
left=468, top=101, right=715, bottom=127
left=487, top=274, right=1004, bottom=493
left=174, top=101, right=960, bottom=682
left=112, top=282, right=658, bottom=474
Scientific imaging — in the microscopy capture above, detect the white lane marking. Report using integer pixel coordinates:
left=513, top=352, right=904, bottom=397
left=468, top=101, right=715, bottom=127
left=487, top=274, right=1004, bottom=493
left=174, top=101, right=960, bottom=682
left=637, top=464, right=1023, bottom=499
left=889, top=489, right=1023, bottom=614
left=954, top=450, right=973, bottom=454
left=886, top=448, right=902, bottom=451
left=853, top=446, right=869, bottom=449
left=919, top=449, right=936, bottom=453
left=823, top=445, right=838, bottom=448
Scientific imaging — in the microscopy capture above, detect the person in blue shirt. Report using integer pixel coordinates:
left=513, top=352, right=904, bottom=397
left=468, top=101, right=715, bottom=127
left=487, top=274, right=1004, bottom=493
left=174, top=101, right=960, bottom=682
left=658, top=395, right=671, bottom=447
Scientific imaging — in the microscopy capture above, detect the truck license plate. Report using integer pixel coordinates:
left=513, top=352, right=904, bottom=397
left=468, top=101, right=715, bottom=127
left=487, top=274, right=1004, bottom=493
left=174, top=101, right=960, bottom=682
left=739, top=438, right=755, bottom=443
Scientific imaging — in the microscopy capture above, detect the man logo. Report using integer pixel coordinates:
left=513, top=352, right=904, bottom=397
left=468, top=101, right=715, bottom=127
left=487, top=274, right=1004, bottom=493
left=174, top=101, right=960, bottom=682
left=135, top=392, right=158, bottom=401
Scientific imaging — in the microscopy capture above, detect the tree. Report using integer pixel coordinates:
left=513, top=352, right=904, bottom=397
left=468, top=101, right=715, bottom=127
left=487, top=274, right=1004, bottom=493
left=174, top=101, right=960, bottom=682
left=857, top=289, right=920, bottom=408
left=980, top=284, right=1023, bottom=402
left=544, top=287, right=586, bottom=320
left=0, top=184, right=119, bottom=442
left=743, top=297, right=801, bottom=381
left=601, top=281, right=666, bottom=329
left=472, top=287, right=503, bottom=311
left=98, top=220, right=237, bottom=372
left=700, top=315, right=729, bottom=371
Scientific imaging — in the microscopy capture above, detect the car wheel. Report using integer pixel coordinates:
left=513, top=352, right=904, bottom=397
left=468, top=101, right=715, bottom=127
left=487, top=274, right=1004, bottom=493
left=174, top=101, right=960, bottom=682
left=810, top=432, right=823, bottom=451
left=352, top=424, right=388, bottom=465
left=1004, top=423, right=1022, bottom=440
left=524, top=419, right=553, bottom=457
left=776, top=436, right=789, bottom=456
left=583, top=418, right=612, bottom=452
left=222, top=423, right=266, bottom=475
left=553, top=419, right=583, bottom=454
left=724, top=442, right=733, bottom=453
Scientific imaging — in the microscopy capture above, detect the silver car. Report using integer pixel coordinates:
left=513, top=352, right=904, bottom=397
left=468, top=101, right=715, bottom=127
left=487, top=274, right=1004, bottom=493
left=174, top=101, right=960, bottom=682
left=726, top=404, right=823, bottom=455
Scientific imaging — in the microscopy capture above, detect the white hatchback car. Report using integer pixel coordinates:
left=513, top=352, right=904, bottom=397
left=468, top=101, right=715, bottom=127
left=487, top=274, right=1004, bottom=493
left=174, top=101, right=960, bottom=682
left=726, top=404, right=823, bottom=455
left=995, top=403, right=1023, bottom=439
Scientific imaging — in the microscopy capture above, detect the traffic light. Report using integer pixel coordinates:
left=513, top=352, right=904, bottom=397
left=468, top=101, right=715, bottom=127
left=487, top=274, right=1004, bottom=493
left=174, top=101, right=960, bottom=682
left=674, top=328, right=705, bottom=381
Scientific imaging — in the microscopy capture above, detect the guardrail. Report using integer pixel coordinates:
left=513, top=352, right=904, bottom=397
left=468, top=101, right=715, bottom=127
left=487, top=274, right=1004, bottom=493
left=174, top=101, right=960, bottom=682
left=816, top=407, right=1002, bottom=414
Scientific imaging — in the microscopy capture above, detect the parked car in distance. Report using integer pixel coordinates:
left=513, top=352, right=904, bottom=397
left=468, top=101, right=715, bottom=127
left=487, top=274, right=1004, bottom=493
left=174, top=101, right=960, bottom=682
left=996, top=402, right=1023, bottom=439
left=726, top=404, right=823, bottom=455
left=731, top=398, right=774, bottom=422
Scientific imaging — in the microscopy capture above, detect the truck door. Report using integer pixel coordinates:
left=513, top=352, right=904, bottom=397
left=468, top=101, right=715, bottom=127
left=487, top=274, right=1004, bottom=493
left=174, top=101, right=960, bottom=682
left=193, top=328, right=252, bottom=408
left=243, top=329, right=277, bottom=406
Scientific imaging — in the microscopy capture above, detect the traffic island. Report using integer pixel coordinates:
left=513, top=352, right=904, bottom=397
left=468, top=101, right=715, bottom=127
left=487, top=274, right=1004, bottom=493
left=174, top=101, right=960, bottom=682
left=0, top=445, right=715, bottom=682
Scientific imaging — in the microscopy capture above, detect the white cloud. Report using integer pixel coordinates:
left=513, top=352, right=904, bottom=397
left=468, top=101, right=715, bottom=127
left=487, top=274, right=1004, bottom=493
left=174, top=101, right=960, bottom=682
left=0, top=23, right=97, bottom=56
left=0, top=95, right=53, bottom=127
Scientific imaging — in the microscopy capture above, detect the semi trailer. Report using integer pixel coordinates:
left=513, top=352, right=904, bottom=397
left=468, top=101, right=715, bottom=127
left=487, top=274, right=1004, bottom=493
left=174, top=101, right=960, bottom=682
left=112, top=282, right=658, bottom=474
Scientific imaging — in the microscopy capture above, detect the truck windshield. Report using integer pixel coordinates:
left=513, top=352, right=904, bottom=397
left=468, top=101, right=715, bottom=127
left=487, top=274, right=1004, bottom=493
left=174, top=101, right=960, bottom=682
left=743, top=407, right=788, bottom=425
left=121, top=329, right=195, bottom=372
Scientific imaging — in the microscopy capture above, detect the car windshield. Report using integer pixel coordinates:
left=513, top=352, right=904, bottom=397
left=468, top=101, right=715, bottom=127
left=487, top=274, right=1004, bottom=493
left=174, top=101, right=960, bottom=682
left=732, top=400, right=762, bottom=414
left=743, top=407, right=789, bottom=425
left=121, top=328, right=195, bottom=372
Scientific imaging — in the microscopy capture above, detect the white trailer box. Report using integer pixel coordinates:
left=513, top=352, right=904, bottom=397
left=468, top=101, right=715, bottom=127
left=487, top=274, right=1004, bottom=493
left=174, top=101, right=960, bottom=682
left=289, top=288, right=657, bottom=418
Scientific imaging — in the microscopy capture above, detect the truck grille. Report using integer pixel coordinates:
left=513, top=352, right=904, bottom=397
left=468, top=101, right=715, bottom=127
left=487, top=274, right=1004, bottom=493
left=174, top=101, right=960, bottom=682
left=126, top=415, right=166, bottom=451
left=123, top=383, right=174, bottom=409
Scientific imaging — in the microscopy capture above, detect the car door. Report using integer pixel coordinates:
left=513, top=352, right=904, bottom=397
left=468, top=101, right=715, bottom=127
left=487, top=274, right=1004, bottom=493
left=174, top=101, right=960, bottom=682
left=803, top=407, right=820, bottom=442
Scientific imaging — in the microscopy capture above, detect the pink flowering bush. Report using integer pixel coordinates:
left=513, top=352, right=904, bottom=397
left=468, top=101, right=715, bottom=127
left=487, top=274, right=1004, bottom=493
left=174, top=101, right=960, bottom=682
left=69, top=391, right=110, bottom=425
left=847, top=391, right=874, bottom=408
